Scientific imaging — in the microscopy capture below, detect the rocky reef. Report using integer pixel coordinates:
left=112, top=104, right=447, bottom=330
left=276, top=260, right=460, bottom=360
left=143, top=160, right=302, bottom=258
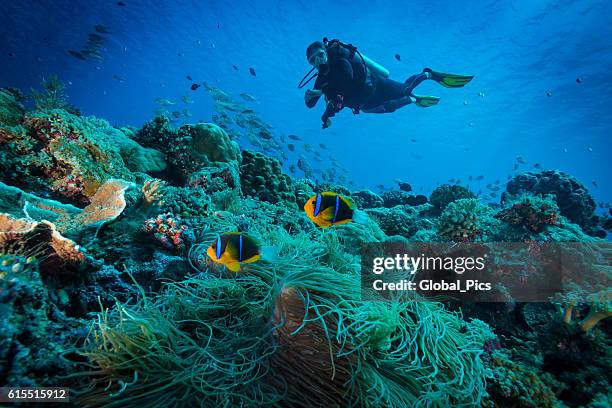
left=503, top=170, right=598, bottom=234
left=0, top=89, right=610, bottom=407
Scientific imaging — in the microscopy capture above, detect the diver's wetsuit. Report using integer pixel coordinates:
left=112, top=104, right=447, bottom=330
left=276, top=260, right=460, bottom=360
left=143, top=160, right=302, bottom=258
left=306, top=45, right=428, bottom=118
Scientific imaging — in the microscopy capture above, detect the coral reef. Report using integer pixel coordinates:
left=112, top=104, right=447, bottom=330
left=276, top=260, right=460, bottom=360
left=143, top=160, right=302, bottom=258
left=0, top=88, right=25, bottom=126
left=0, top=98, right=609, bottom=407
left=187, top=163, right=240, bottom=195
left=496, top=194, right=559, bottom=233
left=436, top=198, right=496, bottom=242
left=351, top=189, right=384, bottom=209
left=143, top=212, right=195, bottom=252
left=292, top=178, right=316, bottom=208
left=503, top=170, right=597, bottom=232
left=240, top=150, right=294, bottom=204
left=0, top=213, right=88, bottom=267
left=135, top=116, right=240, bottom=184
left=366, top=205, right=418, bottom=238
left=485, top=350, right=557, bottom=407
left=429, top=184, right=476, bottom=214
left=381, top=190, right=428, bottom=207
left=0, top=254, right=80, bottom=386
left=0, top=110, right=135, bottom=204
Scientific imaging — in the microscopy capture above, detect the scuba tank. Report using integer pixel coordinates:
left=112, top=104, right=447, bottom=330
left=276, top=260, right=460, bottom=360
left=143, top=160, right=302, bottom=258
left=358, top=52, right=389, bottom=79
left=324, top=38, right=389, bottom=79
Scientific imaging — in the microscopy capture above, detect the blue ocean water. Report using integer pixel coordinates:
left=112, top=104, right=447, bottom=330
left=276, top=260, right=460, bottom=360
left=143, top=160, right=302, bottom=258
left=1, top=0, right=610, bottom=209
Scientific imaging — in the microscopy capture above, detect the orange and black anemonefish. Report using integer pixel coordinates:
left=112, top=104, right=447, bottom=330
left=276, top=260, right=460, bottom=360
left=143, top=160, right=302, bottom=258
left=206, top=232, right=261, bottom=272
left=304, top=192, right=355, bottom=228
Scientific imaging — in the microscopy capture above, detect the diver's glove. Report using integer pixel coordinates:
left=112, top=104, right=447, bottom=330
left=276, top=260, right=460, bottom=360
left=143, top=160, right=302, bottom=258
left=305, top=89, right=323, bottom=105
left=321, top=94, right=344, bottom=129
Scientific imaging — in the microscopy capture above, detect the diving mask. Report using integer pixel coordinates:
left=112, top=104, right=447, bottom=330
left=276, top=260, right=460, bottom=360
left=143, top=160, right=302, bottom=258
left=309, top=49, right=328, bottom=67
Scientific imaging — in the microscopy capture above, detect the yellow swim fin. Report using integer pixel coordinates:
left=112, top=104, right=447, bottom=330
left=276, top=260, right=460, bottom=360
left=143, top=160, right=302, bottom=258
left=413, top=94, right=440, bottom=108
left=424, top=68, right=474, bottom=88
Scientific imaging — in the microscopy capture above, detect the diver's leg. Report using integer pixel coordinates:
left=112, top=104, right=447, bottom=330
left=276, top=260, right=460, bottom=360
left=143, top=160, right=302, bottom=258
left=404, top=72, right=429, bottom=93
left=362, top=96, right=416, bottom=113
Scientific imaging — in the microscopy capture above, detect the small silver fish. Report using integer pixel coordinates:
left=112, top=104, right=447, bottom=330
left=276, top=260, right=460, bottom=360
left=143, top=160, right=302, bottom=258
left=240, top=93, right=257, bottom=102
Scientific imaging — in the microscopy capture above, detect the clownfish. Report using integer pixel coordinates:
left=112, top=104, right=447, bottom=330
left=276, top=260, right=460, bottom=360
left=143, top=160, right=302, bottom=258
left=207, top=232, right=262, bottom=272
left=304, top=192, right=361, bottom=228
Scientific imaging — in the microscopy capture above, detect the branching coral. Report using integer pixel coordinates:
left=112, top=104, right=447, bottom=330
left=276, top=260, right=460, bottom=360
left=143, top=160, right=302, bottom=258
left=437, top=199, right=482, bottom=241
left=563, top=300, right=612, bottom=332
left=579, top=305, right=612, bottom=332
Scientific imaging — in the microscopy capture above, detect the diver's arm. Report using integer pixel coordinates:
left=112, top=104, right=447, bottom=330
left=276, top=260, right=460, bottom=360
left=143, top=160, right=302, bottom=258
left=305, top=89, right=322, bottom=108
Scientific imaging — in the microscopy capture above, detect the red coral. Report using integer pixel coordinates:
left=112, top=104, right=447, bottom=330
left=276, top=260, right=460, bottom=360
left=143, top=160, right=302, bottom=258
left=496, top=199, right=558, bottom=233
left=144, top=213, right=193, bottom=252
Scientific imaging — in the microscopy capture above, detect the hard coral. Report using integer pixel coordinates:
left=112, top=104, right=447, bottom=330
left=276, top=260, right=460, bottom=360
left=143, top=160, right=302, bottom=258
left=240, top=150, right=294, bottom=204
left=292, top=179, right=316, bottom=208
left=496, top=194, right=559, bottom=233
left=187, top=163, right=240, bottom=195
left=135, top=117, right=240, bottom=184
left=0, top=110, right=134, bottom=204
left=381, top=190, right=427, bottom=208
left=351, top=190, right=384, bottom=209
left=503, top=170, right=596, bottom=232
left=437, top=198, right=483, bottom=242
left=366, top=206, right=418, bottom=238
left=0, top=253, right=73, bottom=387
left=430, top=184, right=475, bottom=214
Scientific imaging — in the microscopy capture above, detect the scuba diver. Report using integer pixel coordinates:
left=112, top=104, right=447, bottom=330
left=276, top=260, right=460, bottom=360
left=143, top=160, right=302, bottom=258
left=299, top=38, right=474, bottom=129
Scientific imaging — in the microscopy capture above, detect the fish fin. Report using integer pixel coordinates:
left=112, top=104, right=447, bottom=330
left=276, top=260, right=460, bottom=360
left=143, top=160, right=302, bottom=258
left=206, top=246, right=217, bottom=260
left=339, top=195, right=355, bottom=210
left=320, top=206, right=336, bottom=221
left=226, top=261, right=241, bottom=272
left=242, top=254, right=261, bottom=264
